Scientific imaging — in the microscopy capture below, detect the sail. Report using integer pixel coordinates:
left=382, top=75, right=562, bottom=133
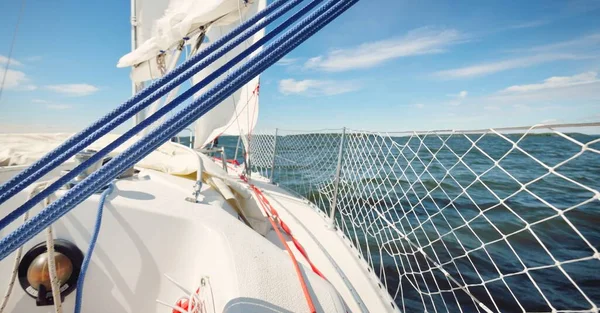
left=120, top=0, right=243, bottom=69
left=192, top=0, right=265, bottom=149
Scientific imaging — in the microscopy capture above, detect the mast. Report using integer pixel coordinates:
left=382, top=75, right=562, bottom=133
left=130, top=0, right=146, bottom=125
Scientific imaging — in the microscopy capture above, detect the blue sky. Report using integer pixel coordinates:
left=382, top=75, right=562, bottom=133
left=0, top=0, right=599, bottom=133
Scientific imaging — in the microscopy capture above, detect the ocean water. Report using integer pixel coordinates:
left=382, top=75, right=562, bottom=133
left=181, top=133, right=600, bottom=312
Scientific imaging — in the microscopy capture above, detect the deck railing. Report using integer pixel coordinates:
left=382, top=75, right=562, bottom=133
left=249, top=123, right=600, bottom=313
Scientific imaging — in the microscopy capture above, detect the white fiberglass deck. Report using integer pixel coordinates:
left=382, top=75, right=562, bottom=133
left=249, top=177, right=397, bottom=312
left=0, top=161, right=394, bottom=312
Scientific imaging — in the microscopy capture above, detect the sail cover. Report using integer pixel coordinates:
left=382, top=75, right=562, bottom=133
left=119, top=0, right=265, bottom=150
left=119, top=0, right=244, bottom=68
left=192, top=0, right=265, bottom=149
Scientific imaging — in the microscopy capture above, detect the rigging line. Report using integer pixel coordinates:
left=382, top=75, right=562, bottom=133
left=0, top=0, right=26, bottom=103
left=238, top=0, right=252, bottom=142
left=217, top=25, right=245, bottom=150
left=211, top=87, right=258, bottom=141
left=217, top=0, right=253, bottom=152
left=247, top=83, right=259, bottom=147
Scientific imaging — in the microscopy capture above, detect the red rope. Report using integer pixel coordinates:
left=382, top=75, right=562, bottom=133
left=241, top=175, right=321, bottom=313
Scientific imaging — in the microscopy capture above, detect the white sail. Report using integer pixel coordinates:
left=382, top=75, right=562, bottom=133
left=120, top=0, right=243, bottom=69
left=120, top=0, right=265, bottom=148
left=192, top=0, right=265, bottom=149
left=123, top=0, right=260, bottom=126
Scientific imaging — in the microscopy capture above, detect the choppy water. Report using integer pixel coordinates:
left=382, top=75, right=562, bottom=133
left=180, top=133, right=600, bottom=312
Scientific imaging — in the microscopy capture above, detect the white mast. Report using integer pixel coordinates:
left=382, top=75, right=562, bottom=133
left=131, top=0, right=146, bottom=126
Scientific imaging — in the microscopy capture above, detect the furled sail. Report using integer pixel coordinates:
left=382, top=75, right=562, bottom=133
left=121, top=0, right=248, bottom=84
left=120, top=0, right=243, bottom=68
left=119, top=0, right=265, bottom=149
left=192, top=0, right=266, bottom=149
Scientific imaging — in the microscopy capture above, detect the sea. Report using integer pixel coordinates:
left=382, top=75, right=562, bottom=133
left=178, top=133, right=600, bottom=313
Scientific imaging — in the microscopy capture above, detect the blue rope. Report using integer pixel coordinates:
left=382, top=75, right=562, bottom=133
left=0, top=0, right=304, bottom=209
left=0, top=0, right=357, bottom=261
left=0, top=0, right=323, bottom=232
left=73, top=183, right=114, bottom=313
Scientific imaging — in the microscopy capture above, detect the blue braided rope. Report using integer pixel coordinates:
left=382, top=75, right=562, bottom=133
left=73, top=183, right=114, bottom=313
left=0, top=0, right=304, bottom=208
left=0, top=0, right=325, bottom=231
left=0, top=0, right=357, bottom=261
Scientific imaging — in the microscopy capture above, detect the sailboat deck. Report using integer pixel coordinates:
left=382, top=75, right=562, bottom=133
left=244, top=176, right=397, bottom=313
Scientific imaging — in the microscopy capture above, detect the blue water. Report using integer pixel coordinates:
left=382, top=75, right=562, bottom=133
left=180, top=133, right=600, bottom=312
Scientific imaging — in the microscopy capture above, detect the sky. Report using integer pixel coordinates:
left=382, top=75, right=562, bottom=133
left=0, top=0, right=599, bottom=134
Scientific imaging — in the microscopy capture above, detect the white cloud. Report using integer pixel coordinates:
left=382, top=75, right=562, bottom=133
left=505, top=20, right=548, bottom=30
left=23, top=56, right=42, bottom=62
left=483, top=105, right=500, bottom=111
left=0, top=55, right=22, bottom=66
left=31, top=99, right=49, bottom=104
left=433, top=54, right=583, bottom=79
left=414, top=103, right=425, bottom=109
left=484, top=71, right=600, bottom=104
left=276, top=57, right=298, bottom=66
left=44, top=84, right=99, bottom=96
left=46, top=104, right=72, bottom=110
left=501, top=71, right=599, bottom=93
left=0, top=68, right=36, bottom=90
left=278, top=79, right=360, bottom=96
left=305, top=28, right=465, bottom=72
left=446, top=90, right=468, bottom=105
left=521, top=32, right=600, bottom=53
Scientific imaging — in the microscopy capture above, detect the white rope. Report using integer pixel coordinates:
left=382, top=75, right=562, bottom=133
left=0, top=181, right=50, bottom=313
left=45, top=224, right=63, bottom=313
left=44, top=193, right=62, bottom=313
left=0, top=210, right=30, bottom=313
left=248, top=124, right=600, bottom=313
left=156, top=274, right=214, bottom=313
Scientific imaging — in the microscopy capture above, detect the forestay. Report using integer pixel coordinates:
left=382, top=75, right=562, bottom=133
left=192, top=0, right=265, bottom=150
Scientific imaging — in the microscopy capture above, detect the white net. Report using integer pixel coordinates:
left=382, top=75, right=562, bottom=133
left=248, top=123, right=600, bottom=313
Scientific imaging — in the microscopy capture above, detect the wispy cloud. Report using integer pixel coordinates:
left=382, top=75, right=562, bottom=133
left=512, top=32, right=600, bottom=53
left=447, top=90, right=468, bottom=105
left=483, top=105, right=501, bottom=111
left=0, top=55, right=22, bottom=67
left=46, top=104, right=72, bottom=110
left=433, top=54, right=583, bottom=79
left=501, top=71, right=599, bottom=93
left=485, top=71, right=600, bottom=104
left=23, top=56, right=43, bottom=62
left=305, top=27, right=465, bottom=72
left=0, top=68, right=36, bottom=91
left=31, top=99, right=72, bottom=110
left=505, top=20, right=549, bottom=30
left=44, top=84, right=99, bottom=96
left=413, top=103, right=425, bottom=109
left=276, top=57, right=298, bottom=66
left=278, top=79, right=361, bottom=96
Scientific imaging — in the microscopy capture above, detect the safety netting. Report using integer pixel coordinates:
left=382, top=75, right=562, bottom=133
left=248, top=123, right=600, bottom=313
